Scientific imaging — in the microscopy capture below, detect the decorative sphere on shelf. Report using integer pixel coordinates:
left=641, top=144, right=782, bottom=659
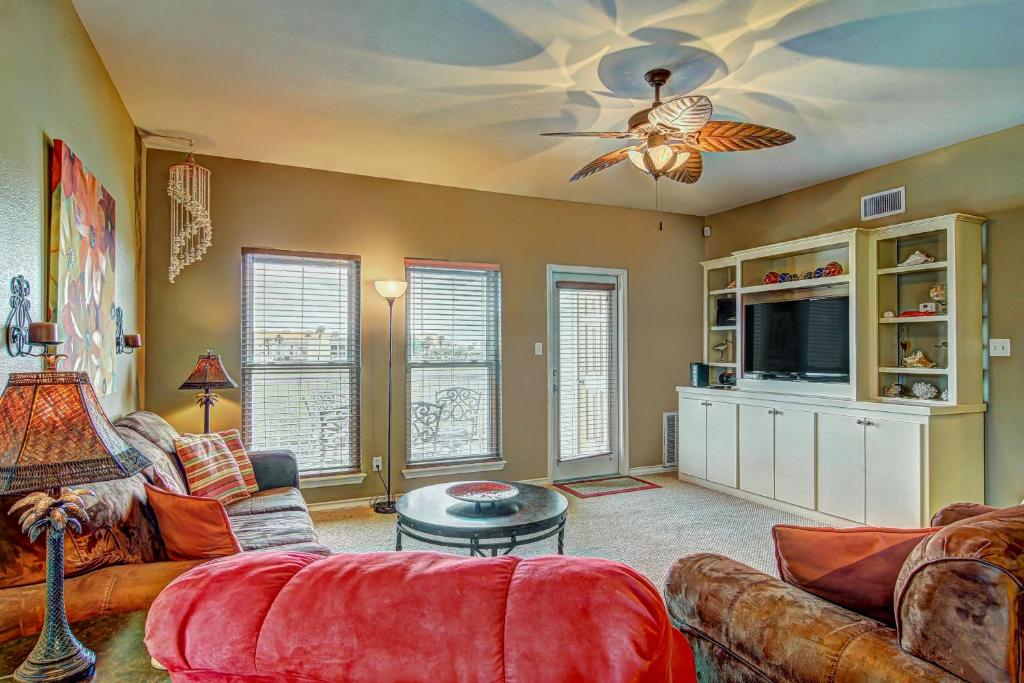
left=763, top=271, right=780, bottom=285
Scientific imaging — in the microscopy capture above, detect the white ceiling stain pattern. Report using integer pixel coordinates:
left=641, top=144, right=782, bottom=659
left=73, top=0, right=1024, bottom=215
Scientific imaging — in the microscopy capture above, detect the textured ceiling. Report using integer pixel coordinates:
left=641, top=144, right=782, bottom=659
left=74, top=0, right=1024, bottom=216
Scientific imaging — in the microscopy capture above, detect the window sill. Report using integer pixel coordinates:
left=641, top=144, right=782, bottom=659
left=402, top=460, right=507, bottom=480
left=299, top=472, right=367, bottom=489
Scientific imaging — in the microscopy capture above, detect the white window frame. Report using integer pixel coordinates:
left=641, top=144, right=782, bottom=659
left=402, top=258, right=503, bottom=475
left=241, top=248, right=364, bottom=483
left=546, top=265, right=629, bottom=482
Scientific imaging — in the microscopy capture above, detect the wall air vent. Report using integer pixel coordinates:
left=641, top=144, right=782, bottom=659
left=663, top=411, right=678, bottom=467
left=861, top=186, right=905, bottom=221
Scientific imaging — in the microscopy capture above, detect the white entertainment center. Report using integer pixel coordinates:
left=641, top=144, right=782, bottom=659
left=678, top=213, right=986, bottom=527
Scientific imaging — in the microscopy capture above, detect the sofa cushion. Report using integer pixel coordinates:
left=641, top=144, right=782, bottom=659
left=114, top=411, right=180, bottom=455
left=229, top=509, right=319, bottom=551
left=0, top=473, right=164, bottom=589
left=225, top=487, right=308, bottom=517
left=773, top=524, right=936, bottom=624
left=0, top=559, right=204, bottom=644
left=145, top=552, right=695, bottom=682
left=215, top=429, right=259, bottom=494
left=115, top=425, right=188, bottom=492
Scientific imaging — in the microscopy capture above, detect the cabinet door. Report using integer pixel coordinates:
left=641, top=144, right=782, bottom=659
left=706, top=402, right=738, bottom=488
left=866, top=418, right=923, bottom=527
left=678, top=398, right=707, bottom=479
left=738, top=405, right=774, bottom=498
left=774, top=408, right=816, bottom=510
left=817, top=413, right=865, bottom=523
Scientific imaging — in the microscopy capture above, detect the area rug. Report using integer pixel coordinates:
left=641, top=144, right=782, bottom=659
left=554, top=475, right=660, bottom=499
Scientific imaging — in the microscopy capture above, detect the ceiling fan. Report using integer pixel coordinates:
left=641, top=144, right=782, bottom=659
left=542, top=68, right=795, bottom=185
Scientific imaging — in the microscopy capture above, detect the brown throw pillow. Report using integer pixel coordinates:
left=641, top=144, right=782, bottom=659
left=145, top=484, right=242, bottom=561
left=772, top=524, right=937, bottom=624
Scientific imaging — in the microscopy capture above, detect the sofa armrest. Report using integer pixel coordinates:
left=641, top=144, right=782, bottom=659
left=896, top=505, right=1024, bottom=683
left=930, top=501, right=999, bottom=526
left=664, top=554, right=959, bottom=683
left=248, top=450, right=300, bottom=490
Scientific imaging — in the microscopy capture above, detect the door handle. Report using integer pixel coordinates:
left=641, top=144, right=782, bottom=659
left=856, top=418, right=875, bottom=426
left=701, top=401, right=711, bottom=407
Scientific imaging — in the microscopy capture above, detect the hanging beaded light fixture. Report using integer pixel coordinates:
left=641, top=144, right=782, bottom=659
left=167, top=147, right=212, bottom=283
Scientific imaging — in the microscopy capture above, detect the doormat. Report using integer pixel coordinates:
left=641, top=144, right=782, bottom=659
left=554, top=475, right=661, bottom=499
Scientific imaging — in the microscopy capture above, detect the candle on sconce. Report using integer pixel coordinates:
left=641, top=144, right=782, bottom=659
left=123, top=334, right=143, bottom=349
left=28, top=322, right=58, bottom=344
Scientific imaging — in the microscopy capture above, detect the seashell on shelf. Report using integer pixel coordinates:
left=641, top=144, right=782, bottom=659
left=912, top=382, right=939, bottom=400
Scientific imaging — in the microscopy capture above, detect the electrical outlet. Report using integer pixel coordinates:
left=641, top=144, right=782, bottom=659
left=534, top=342, right=543, bottom=356
left=372, top=457, right=382, bottom=471
left=990, top=338, right=1011, bottom=357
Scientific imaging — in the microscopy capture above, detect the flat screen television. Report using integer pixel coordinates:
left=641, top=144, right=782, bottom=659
left=744, top=296, right=850, bottom=381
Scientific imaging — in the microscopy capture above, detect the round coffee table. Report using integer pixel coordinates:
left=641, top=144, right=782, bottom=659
left=396, top=481, right=568, bottom=557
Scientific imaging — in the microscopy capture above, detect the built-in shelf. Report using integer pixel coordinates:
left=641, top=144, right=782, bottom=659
left=709, top=288, right=736, bottom=296
left=709, top=362, right=737, bottom=368
left=876, top=396, right=949, bottom=407
left=710, top=325, right=736, bottom=331
left=876, top=260, right=948, bottom=276
left=739, top=274, right=850, bottom=295
left=878, top=366, right=949, bottom=375
left=878, top=315, right=948, bottom=324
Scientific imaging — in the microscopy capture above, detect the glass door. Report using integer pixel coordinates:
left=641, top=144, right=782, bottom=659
left=550, top=270, right=621, bottom=481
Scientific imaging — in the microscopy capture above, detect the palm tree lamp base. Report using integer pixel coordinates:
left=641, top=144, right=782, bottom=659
left=10, top=490, right=96, bottom=683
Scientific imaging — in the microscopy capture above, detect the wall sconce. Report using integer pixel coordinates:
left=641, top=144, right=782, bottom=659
left=4, top=275, right=67, bottom=369
left=113, top=304, right=142, bottom=354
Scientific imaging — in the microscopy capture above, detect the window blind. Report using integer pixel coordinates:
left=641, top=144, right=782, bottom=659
left=556, top=281, right=617, bottom=461
left=405, top=259, right=501, bottom=464
left=241, top=249, right=361, bottom=476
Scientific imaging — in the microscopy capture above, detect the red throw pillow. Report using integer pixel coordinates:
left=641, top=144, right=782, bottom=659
left=173, top=433, right=250, bottom=505
left=145, top=483, right=242, bottom=561
left=773, top=524, right=937, bottom=624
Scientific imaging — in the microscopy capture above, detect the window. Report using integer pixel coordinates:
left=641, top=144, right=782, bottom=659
left=405, top=259, right=501, bottom=464
left=242, top=249, right=361, bottom=476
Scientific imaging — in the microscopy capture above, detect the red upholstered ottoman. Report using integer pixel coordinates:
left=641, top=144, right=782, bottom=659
left=145, top=551, right=695, bottom=682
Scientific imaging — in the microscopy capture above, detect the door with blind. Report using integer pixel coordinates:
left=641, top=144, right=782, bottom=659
left=549, top=269, right=624, bottom=481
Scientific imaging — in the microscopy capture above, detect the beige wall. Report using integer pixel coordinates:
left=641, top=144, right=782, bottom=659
left=144, top=150, right=705, bottom=502
left=705, top=124, right=1024, bottom=507
left=0, top=0, right=142, bottom=418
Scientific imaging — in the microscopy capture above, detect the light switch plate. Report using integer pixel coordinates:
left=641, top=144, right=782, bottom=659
left=990, top=338, right=1011, bottom=357
left=534, top=342, right=543, bottom=356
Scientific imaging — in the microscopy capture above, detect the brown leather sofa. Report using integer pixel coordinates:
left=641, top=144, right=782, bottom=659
left=665, top=502, right=1023, bottom=683
left=0, top=411, right=330, bottom=644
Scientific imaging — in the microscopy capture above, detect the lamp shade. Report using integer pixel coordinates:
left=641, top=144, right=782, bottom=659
left=374, top=280, right=407, bottom=300
left=0, top=372, right=151, bottom=494
left=179, top=351, right=238, bottom=390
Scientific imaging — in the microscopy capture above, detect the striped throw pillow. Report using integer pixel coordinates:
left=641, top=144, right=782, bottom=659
left=216, top=429, right=259, bottom=495
left=173, top=433, right=250, bottom=505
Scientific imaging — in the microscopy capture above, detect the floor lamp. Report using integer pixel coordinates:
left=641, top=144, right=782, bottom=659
left=373, top=280, right=407, bottom=514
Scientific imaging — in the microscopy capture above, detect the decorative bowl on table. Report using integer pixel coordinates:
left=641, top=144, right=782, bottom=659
left=446, top=481, right=519, bottom=504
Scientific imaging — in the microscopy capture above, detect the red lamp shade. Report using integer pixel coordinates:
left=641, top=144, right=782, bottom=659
left=179, top=351, right=238, bottom=390
left=0, top=372, right=151, bottom=494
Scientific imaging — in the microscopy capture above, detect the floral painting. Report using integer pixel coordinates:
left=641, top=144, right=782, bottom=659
left=48, top=139, right=116, bottom=395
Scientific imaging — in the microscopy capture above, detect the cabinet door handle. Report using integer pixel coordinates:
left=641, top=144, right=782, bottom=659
left=701, top=401, right=711, bottom=407
left=856, top=418, right=875, bottom=426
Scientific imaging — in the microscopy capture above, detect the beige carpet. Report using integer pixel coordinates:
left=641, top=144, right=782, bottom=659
left=311, top=472, right=824, bottom=585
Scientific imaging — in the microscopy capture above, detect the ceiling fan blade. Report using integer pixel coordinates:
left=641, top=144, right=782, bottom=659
left=569, top=145, right=639, bottom=181
left=693, top=121, right=796, bottom=152
left=541, top=131, right=638, bottom=139
left=648, top=95, right=713, bottom=134
left=667, top=147, right=702, bottom=184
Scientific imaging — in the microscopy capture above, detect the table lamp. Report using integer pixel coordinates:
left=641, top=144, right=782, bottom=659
left=0, top=371, right=151, bottom=682
left=178, top=350, right=238, bottom=433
